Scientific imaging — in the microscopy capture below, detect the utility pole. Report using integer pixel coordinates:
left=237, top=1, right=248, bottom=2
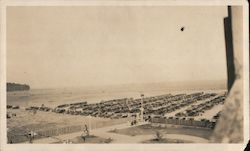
left=140, top=94, right=144, bottom=122
left=88, top=115, right=91, bottom=135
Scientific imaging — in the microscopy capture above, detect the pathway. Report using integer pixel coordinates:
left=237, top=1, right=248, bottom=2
left=31, top=122, right=209, bottom=143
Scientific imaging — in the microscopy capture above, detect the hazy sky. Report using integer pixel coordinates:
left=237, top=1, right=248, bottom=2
left=7, top=6, right=228, bottom=89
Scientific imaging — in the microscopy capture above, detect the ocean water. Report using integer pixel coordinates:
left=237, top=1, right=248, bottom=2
left=6, top=89, right=166, bottom=108
left=7, top=84, right=226, bottom=108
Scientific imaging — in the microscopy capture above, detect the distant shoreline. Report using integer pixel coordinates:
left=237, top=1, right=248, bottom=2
left=7, top=82, right=30, bottom=92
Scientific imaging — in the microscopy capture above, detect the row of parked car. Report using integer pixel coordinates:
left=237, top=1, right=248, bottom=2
left=175, top=94, right=226, bottom=117
left=25, top=105, right=51, bottom=112
left=7, top=105, right=20, bottom=109
left=21, top=92, right=227, bottom=122
left=144, top=92, right=217, bottom=115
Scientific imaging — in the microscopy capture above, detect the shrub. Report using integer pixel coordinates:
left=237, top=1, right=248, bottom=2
left=155, top=131, right=163, bottom=141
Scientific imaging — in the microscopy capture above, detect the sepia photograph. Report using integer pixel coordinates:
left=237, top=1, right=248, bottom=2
left=0, top=0, right=249, bottom=151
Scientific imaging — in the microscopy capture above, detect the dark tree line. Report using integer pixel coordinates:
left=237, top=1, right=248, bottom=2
left=7, top=83, right=30, bottom=92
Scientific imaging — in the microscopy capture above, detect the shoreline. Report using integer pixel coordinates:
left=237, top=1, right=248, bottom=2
left=7, top=88, right=227, bottom=108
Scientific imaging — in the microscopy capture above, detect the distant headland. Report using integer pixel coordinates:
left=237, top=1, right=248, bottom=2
left=7, top=83, right=30, bottom=92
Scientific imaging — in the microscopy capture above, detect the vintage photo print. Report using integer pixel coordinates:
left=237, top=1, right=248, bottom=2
left=0, top=0, right=249, bottom=151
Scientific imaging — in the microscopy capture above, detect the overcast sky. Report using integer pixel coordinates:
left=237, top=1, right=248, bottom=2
left=7, top=6, right=228, bottom=89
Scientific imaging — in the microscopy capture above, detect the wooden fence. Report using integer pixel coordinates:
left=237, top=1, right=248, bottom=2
left=150, top=117, right=216, bottom=129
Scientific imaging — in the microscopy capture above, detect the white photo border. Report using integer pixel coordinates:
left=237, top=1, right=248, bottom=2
left=0, top=0, right=249, bottom=151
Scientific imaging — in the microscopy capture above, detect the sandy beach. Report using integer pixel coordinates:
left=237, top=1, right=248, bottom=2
left=7, top=88, right=226, bottom=108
